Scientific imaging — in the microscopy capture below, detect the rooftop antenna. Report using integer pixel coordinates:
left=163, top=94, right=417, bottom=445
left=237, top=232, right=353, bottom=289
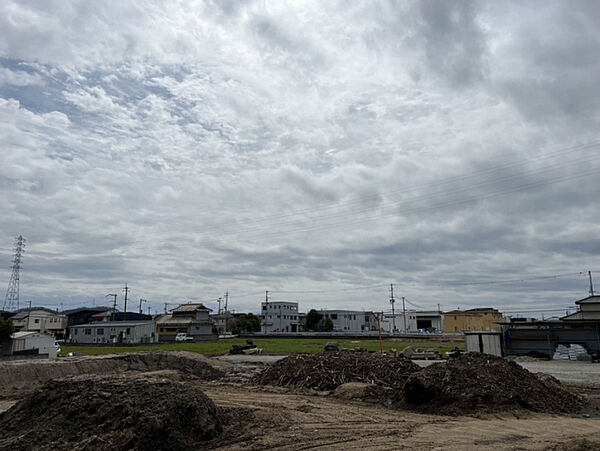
left=3, top=235, right=25, bottom=311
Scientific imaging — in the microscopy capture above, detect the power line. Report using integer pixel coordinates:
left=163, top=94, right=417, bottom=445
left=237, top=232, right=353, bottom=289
left=9, top=137, right=599, bottom=256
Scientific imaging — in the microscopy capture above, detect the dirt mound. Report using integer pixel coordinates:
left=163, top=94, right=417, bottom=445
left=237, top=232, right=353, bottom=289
left=0, top=351, right=225, bottom=397
left=399, top=352, right=584, bottom=415
left=0, top=373, right=239, bottom=451
left=115, top=351, right=225, bottom=379
left=253, top=351, right=420, bottom=391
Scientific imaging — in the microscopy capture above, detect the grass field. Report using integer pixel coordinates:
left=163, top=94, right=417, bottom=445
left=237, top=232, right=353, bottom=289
left=62, top=337, right=465, bottom=356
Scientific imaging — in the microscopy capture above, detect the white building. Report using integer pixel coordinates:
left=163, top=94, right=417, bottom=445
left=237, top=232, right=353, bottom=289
left=11, top=331, right=59, bottom=358
left=9, top=307, right=68, bottom=338
left=380, top=310, right=418, bottom=333
left=70, top=321, right=156, bottom=344
left=317, top=310, right=376, bottom=333
left=261, top=301, right=300, bottom=333
left=415, top=311, right=444, bottom=332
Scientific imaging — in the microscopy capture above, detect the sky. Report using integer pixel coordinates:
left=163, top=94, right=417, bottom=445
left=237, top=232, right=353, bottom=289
left=1, top=1, right=599, bottom=316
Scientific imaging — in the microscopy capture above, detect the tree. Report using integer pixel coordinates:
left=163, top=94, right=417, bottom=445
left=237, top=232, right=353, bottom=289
left=306, top=309, right=321, bottom=331
left=322, top=317, right=334, bottom=332
left=229, top=314, right=262, bottom=334
left=0, top=318, right=14, bottom=343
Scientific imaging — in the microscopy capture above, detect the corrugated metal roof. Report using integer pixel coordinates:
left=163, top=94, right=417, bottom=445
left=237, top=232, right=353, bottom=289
left=172, top=303, right=212, bottom=313
left=156, top=317, right=192, bottom=325
left=71, top=321, right=154, bottom=328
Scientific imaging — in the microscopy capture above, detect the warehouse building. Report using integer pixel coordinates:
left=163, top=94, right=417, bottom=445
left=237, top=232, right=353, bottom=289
left=70, top=321, right=155, bottom=344
left=503, top=295, right=600, bottom=358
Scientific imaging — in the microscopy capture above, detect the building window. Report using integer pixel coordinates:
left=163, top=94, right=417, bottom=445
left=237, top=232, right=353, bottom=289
left=74, top=329, right=78, bottom=335
left=97, top=328, right=104, bottom=335
left=126, top=328, right=131, bottom=334
left=34, top=319, right=40, bottom=324
left=331, top=314, right=337, bottom=319
left=84, top=328, right=92, bottom=335
left=454, top=315, right=457, bottom=320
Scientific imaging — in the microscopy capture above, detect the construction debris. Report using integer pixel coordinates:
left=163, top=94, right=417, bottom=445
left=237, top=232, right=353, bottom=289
left=0, top=374, right=245, bottom=451
left=230, top=340, right=257, bottom=355
left=553, top=344, right=592, bottom=361
left=324, top=342, right=339, bottom=352
left=253, top=351, right=420, bottom=391
left=400, top=346, right=442, bottom=360
left=398, top=352, right=584, bottom=415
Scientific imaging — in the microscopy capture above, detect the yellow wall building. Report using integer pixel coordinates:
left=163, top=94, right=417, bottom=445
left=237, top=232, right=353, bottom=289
left=443, top=308, right=504, bottom=333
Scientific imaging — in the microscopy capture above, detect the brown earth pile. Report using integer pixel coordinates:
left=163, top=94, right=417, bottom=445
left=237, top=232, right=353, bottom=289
left=398, top=352, right=584, bottom=415
left=0, top=374, right=240, bottom=451
left=253, top=351, right=420, bottom=391
left=0, top=351, right=225, bottom=397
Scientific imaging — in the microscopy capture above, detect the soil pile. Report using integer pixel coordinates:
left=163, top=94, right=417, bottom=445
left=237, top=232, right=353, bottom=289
left=115, top=351, right=225, bottom=379
left=0, top=351, right=224, bottom=397
left=253, top=351, right=420, bottom=391
left=0, top=374, right=236, bottom=451
left=399, top=352, right=584, bottom=415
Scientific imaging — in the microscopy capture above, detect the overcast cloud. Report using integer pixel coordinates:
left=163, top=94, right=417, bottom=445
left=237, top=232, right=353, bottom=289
left=1, top=1, right=599, bottom=315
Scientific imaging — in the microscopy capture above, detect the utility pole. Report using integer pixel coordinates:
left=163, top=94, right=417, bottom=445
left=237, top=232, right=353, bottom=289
left=589, top=271, right=595, bottom=296
left=123, top=283, right=130, bottom=321
left=217, top=297, right=223, bottom=315
left=27, top=299, right=32, bottom=330
left=402, top=296, right=407, bottom=333
left=106, top=294, right=117, bottom=321
left=389, top=284, right=396, bottom=334
left=263, top=290, right=269, bottom=334
left=164, top=302, right=168, bottom=314
left=224, top=290, right=229, bottom=311
left=3, top=235, right=25, bottom=311
left=139, top=298, right=147, bottom=314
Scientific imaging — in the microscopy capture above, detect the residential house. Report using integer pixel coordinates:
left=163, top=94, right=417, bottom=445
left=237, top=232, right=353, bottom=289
left=561, top=295, right=600, bottom=321
left=92, top=310, right=152, bottom=322
left=155, top=303, right=215, bottom=342
left=210, top=311, right=233, bottom=335
left=443, top=308, right=504, bottom=333
left=9, top=307, right=68, bottom=339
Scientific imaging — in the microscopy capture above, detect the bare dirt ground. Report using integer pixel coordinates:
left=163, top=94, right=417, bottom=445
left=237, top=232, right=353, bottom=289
left=199, top=380, right=600, bottom=450
left=2, top=353, right=600, bottom=450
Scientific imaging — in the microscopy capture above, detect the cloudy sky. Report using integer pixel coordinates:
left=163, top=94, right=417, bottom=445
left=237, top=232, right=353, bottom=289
left=1, top=1, right=599, bottom=315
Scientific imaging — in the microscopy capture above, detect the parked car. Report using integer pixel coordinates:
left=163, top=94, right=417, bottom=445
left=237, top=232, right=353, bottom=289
left=175, top=333, right=194, bottom=342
